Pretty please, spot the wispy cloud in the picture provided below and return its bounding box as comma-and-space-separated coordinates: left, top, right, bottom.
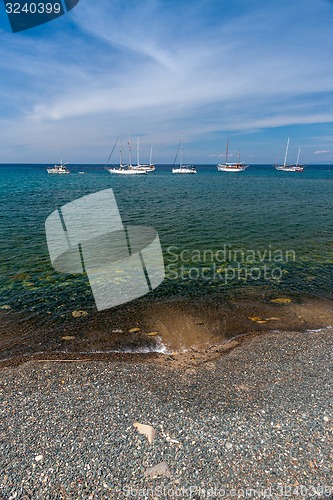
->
1, 0, 333, 162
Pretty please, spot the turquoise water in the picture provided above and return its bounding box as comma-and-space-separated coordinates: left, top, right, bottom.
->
0, 164, 333, 330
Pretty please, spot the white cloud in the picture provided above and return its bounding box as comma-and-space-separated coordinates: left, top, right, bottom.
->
1, 0, 333, 162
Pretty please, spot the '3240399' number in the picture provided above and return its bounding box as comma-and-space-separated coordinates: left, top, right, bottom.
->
5, 3, 62, 14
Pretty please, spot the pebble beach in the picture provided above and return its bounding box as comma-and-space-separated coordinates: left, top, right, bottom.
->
1, 328, 332, 499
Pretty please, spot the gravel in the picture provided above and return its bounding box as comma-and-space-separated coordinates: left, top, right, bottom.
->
0, 329, 332, 499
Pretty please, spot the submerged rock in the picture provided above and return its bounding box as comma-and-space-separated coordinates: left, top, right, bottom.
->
249, 316, 278, 323
249, 316, 262, 322
270, 297, 292, 304
72, 310, 88, 318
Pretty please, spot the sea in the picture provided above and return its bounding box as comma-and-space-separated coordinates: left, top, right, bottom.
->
1, 163, 333, 359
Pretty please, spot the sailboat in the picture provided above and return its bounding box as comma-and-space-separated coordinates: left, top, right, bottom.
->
291, 147, 305, 172
274, 138, 304, 172
131, 138, 155, 172
106, 135, 147, 175
172, 136, 197, 174
148, 146, 155, 171
217, 140, 248, 172
47, 160, 70, 174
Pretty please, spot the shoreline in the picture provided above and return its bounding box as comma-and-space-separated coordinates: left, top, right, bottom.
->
1, 294, 333, 369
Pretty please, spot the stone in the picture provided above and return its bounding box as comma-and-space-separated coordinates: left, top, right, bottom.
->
0, 305, 11, 310
129, 327, 141, 333
133, 422, 156, 444
35, 455, 43, 462
144, 462, 170, 479
165, 436, 181, 445
249, 316, 279, 323
220, 340, 240, 351
61, 336, 76, 341
204, 362, 216, 371
270, 297, 292, 304
72, 310, 88, 318
185, 368, 197, 375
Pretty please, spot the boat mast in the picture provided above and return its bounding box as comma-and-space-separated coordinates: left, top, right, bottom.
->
104, 135, 119, 169
173, 137, 181, 167
296, 147, 301, 165
225, 139, 229, 164
283, 137, 290, 167
149, 146, 153, 166
120, 134, 123, 167
128, 132, 132, 166
180, 134, 183, 168
136, 137, 140, 166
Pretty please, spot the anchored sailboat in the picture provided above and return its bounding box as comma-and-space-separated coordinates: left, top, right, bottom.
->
217, 139, 248, 172
106, 135, 147, 175
292, 147, 305, 172
274, 138, 304, 172
131, 138, 155, 172
172, 136, 197, 174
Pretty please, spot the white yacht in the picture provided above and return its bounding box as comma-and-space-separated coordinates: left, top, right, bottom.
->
47, 160, 70, 174
274, 139, 304, 172
172, 136, 197, 174
217, 140, 248, 172
131, 140, 155, 172
106, 135, 147, 175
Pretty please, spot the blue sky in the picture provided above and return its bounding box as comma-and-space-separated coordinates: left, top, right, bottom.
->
0, 0, 333, 163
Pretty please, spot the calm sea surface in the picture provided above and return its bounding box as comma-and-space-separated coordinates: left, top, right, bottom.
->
1, 164, 333, 333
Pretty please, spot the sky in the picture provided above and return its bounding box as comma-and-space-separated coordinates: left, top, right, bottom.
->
0, 0, 333, 164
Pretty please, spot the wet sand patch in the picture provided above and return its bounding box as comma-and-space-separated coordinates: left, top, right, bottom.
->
1, 294, 332, 369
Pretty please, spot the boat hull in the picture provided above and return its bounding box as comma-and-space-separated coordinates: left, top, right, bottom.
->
47, 170, 70, 174
107, 168, 147, 175
172, 167, 197, 174
131, 165, 155, 172
47, 161, 70, 174
275, 165, 304, 172
217, 164, 247, 172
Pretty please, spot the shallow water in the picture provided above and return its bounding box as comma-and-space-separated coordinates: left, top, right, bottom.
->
0, 163, 332, 355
